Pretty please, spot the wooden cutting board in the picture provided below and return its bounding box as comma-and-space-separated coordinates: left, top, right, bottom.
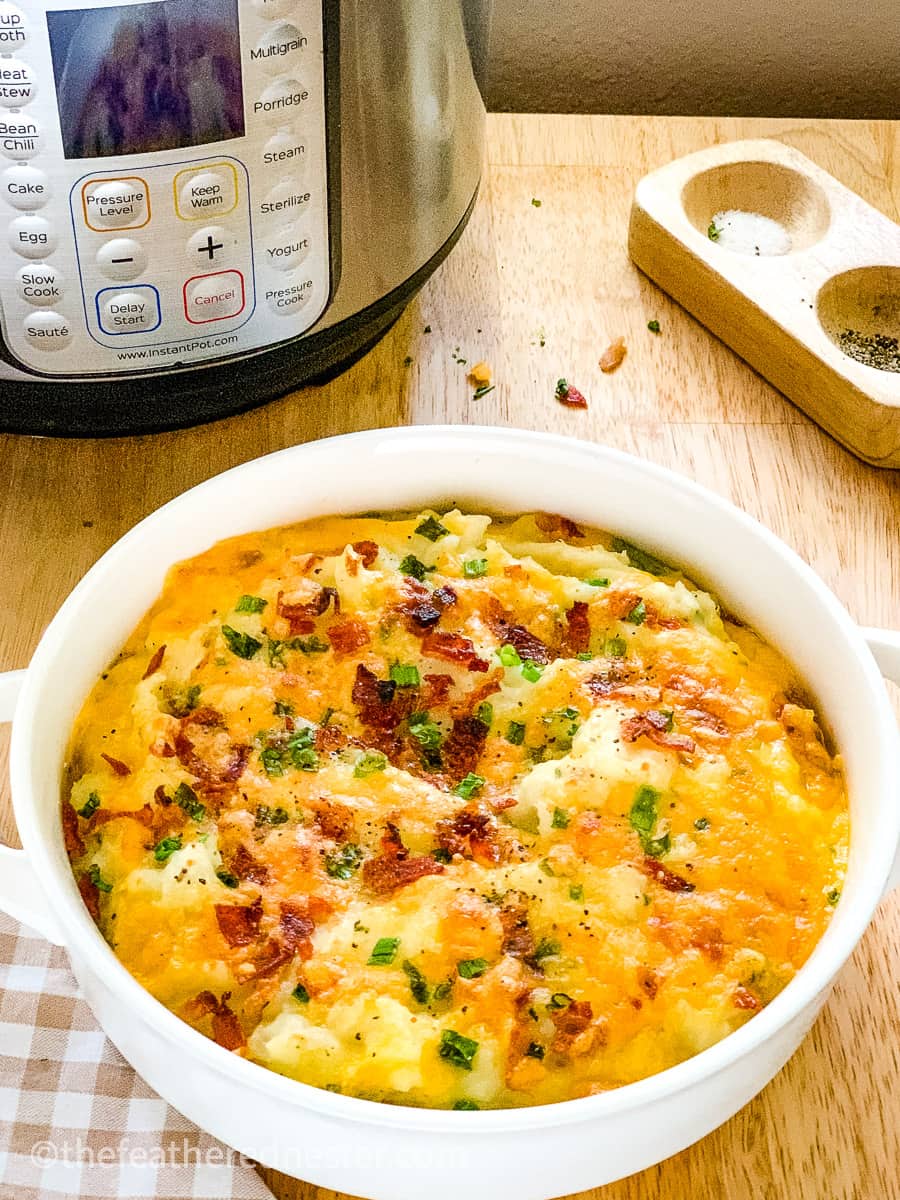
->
1, 113, 898, 1200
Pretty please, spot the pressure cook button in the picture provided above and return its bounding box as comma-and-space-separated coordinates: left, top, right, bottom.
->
254, 77, 310, 119
0, 59, 34, 107
259, 180, 310, 221
183, 270, 245, 323
95, 237, 147, 282
262, 130, 308, 170
0, 113, 39, 159
2, 163, 48, 210
174, 165, 238, 220
251, 0, 295, 19
262, 226, 310, 271
82, 177, 149, 231
8, 213, 54, 257
17, 262, 62, 306
23, 310, 71, 350
251, 23, 308, 74
0, 3, 28, 50
96, 285, 161, 334
265, 279, 312, 314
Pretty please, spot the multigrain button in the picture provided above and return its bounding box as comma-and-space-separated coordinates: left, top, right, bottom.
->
262, 130, 308, 170
16, 262, 62, 306
262, 225, 310, 271
0, 113, 39, 159
251, 0, 295, 19
0, 58, 34, 106
174, 164, 238, 220
2, 163, 48, 211
8, 213, 54, 257
0, 2, 28, 50
254, 77, 310, 119
266, 278, 313, 314
259, 180, 310, 222
95, 237, 147, 282
82, 177, 149, 231
96, 285, 161, 334
23, 310, 71, 350
183, 270, 245, 323
251, 23, 308, 74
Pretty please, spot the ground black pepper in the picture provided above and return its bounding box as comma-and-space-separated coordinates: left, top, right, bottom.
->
837, 328, 900, 372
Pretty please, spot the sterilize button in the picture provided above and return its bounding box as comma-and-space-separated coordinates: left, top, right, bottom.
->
16, 261, 62, 306
2, 163, 48, 211
8, 213, 55, 258
175, 165, 238, 220
251, 0, 295, 19
260, 180, 310, 223
0, 59, 34, 106
82, 177, 149, 231
262, 225, 311, 271
183, 270, 245, 323
254, 78, 310, 119
96, 285, 161, 335
95, 237, 148, 282
0, 3, 28, 50
252, 23, 308, 74
23, 310, 71, 350
0, 114, 39, 159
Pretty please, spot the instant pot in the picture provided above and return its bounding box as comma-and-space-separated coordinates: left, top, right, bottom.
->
0, 0, 489, 434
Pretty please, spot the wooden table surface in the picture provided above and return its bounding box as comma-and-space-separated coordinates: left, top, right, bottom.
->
2, 114, 899, 1200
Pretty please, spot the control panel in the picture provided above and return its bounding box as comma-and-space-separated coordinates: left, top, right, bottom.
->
0, 0, 332, 378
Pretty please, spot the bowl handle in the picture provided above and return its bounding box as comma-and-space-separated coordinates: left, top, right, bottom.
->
862, 629, 900, 895
0, 670, 65, 944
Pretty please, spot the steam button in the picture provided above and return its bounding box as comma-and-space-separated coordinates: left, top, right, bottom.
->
2, 163, 48, 211
8, 213, 55, 258
17, 262, 63, 306
23, 310, 71, 350
0, 58, 34, 107
0, 3, 28, 50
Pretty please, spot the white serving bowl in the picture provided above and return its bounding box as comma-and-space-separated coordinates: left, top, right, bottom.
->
1, 426, 898, 1200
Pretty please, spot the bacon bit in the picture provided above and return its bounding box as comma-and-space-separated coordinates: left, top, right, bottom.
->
456, 670, 503, 717
142, 644, 166, 680
175, 707, 250, 786
150, 738, 176, 758
215, 897, 263, 947
690, 919, 724, 963
276, 583, 337, 635
643, 856, 695, 893
327, 618, 370, 656
534, 512, 585, 540
599, 336, 627, 373
499, 893, 536, 961
442, 715, 488, 780
101, 752, 131, 777
563, 601, 591, 655
421, 673, 454, 707
230, 844, 270, 885
683, 707, 730, 737
279, 902, 316, 960
91, 803, 154, 830
212, 1000, 246, 1050
352, 540, 379, 567
734, 985, 761, 1012
250, 939, 296, 979
637, 966, 659, 1000
500, 622, 555, 666
352, 664, 418, 729
433, 585, 458, 608
555, 379, 588, 409
421, 630, 487, 672
77, 873, 100, 921
621, 710, 696, 754
586, 662, 632, 698
436, 805, 502, 865
551, 1000, 603, 1055
362, 823, 445, 894
62, 804, 85, 858
312, 799, 354, 842
408, 602, 442, 629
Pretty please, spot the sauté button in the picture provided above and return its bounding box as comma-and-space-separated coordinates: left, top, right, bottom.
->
8, 213, 55, 258
0, 58, 34, 106
2, 163, 48, 211
96, 285, 161, 334
262, 226, 310, 271
183, 270, 245, 323
17, 261, 62, 306
0, 2, 28, 50
0, 113, 39, 159
262, 130, 308, 170
254, 77, 310, 118
174, 164, 238, 220
251, 23, 308, 74
251, 0, 295, 19
23, 310, 71, 350
82, 177, 149, 231
266, 278, 313, 314
95, 237, 148, 282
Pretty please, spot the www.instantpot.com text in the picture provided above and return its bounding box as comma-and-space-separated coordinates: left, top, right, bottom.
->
115, 334, 239, 362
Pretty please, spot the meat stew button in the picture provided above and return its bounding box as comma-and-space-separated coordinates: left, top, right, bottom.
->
0, 58, 34, 106
183, 270, 245, 323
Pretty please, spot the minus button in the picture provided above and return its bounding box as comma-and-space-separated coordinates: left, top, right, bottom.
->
95, 237, 147, 282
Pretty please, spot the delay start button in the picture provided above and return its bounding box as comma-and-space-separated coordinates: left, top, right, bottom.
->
96, 285, 161, 335
82, 177, 149, 231
183, 269, 245, 323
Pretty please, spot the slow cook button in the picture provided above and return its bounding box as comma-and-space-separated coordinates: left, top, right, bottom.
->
8, 213, 55, 258
23, 310, 71, 350
262, 226, 310, 271
82, 177, 149, 231
0, 113, 39, 159
266, 278, 313, 314
259, 181, 310, 222
254, 77, 310, 119
183, 270, 245, 323
251, 23, 308, 74
16, 261, 62, 306
0, 3, 28, 51
2, 163, 48, 211
0, 58, 34, 107
96, 285, 161, 334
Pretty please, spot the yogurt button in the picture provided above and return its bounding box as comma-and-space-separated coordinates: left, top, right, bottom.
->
0, 114, 39, 159
262, 225, 311, 271
16, 261, 62, 306
0, 2, 28, 50
95, 237, 147, 282
23, 310, 71, 350
251, 0, 295, 19
252, 23, 308, 74
3, 163, 48, 210
0, 58, 35, 107
8, 213, 55, 257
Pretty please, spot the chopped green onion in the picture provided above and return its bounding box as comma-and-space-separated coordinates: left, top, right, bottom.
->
221, 625, 262, 660
78, 792, 101, 819
438, 1029, 479, 1070
475, 701, 493, 728
453, 772, 485, 800
320, 707, 335, 726
255, 805, 289, 827
325, 844, 363, 880
402, 959, 430, 1004
453, 1099, 480, 1110
538, 859, 555, 877
399, 555, 432, 581
525, 1042, 545, 1059
174, 781, 205, 822
292, 983, 310, 1004
611, 537, 675, 578
274, 700, 294, 717
463, 558, 488, 578
826, 887, 841, 905
587, 578, 610, 587
569, 883, 584, 902
708, 220, 722, 242
390, 663, 420, 687
432, 847, 452, 864
235, 594, 267, 613
457, 958, 488, 980
289, 635, 331, 655
605, 635, 627, 658
647, 319, 661, 334
367, 936, 400, 966
533, 937, 561, 960
153, 835, 182, 863
551, 807, 570, 829
354, 750, 388, 778
408, 712, 443, 767
415, 515, 449, 542
87, 863, 112, 893
216, 869, 239, 888
498, 644, 522, 668
521, 660, 544, 683
505, 721, 526, 746
625, 599, 647, 625
472, 384, 495, 400
576, 651, 593, 661
629, 784, 669, 857
548, 992, 573, 1009
260, 746, 286, 777
694, 816, 710, 831
433, 979, 454, 1001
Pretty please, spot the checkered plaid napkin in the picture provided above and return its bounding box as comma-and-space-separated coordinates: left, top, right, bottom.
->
0, 913, 275, 1200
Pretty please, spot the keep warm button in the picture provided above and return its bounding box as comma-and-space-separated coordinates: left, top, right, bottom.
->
175, 164, 238, 221
96, 285, 161, 335
183, 269, 245, 324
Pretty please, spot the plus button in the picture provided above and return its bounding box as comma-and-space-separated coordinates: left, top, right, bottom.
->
199, 234, 224, 261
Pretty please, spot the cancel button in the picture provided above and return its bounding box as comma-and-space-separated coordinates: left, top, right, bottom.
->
184, 269, 245, 323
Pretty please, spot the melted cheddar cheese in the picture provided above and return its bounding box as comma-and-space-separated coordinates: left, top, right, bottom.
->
63, 510, 848, 1108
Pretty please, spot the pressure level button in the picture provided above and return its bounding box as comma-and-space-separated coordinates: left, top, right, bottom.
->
0, 59, 35, 107
17, 262, 62, 306
82, 177, 149, 231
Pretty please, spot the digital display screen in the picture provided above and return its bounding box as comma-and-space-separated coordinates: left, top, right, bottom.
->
47, 0, 245, 160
